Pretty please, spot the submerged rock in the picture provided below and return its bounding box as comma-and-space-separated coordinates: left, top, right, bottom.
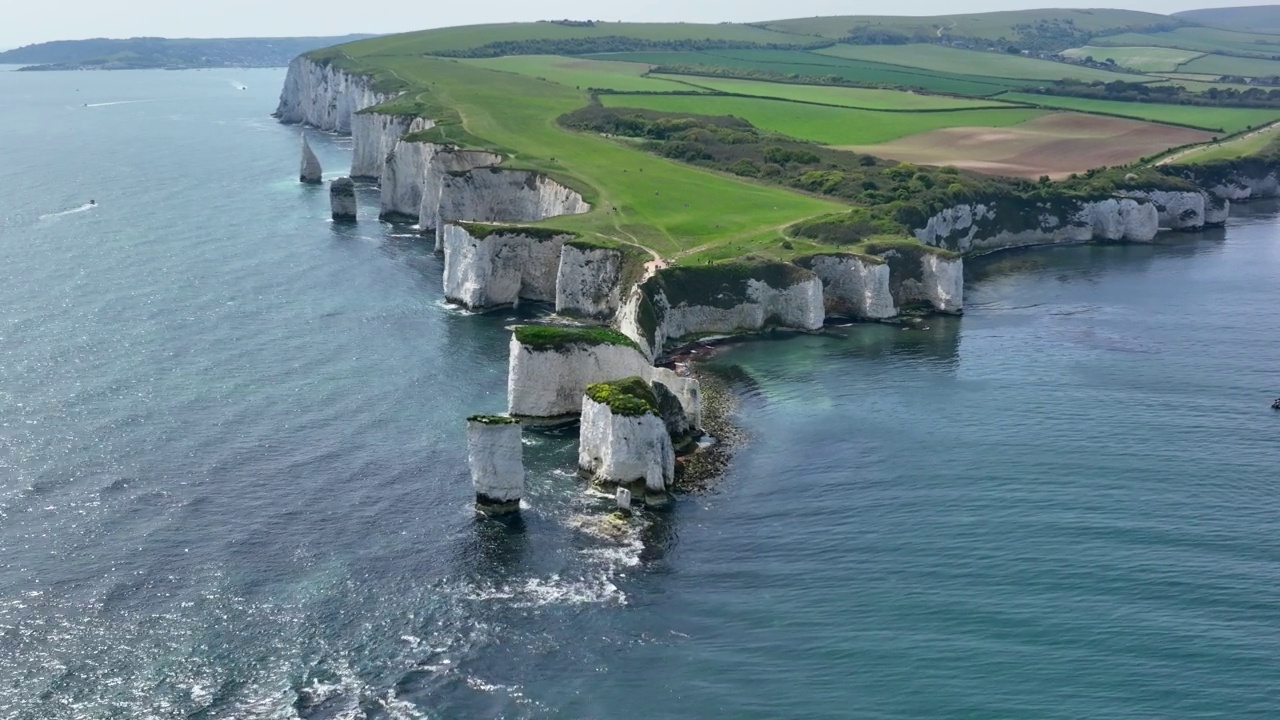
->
299, 136, 322, 184
466, 416, 524, 515
329, 177, 356, 221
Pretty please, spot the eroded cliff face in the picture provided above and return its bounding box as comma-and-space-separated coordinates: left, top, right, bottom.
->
618, 265, 825, 360
796, 254, 896, 320
578, 397, 674, 499
379, 140, 438, 221
423, 151, 504, 241
438, 170, 589, 228
1120, 190, 1212, 231
506, 333, 700, 425
275, 56, 391, 133
555, 244, 626, 320
351, 113, 432, 182
915, 198, 1159, 253
441, 225, 568, 309
466, 420, 524, 513
896, 253, 964, 314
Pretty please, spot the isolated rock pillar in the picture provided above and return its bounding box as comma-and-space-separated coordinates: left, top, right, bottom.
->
330, 177, 356, 221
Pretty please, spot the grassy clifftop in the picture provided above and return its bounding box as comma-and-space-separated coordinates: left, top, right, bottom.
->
300, 10, 1280, 265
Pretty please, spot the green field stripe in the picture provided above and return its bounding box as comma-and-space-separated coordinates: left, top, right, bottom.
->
600, 89, 1035, 114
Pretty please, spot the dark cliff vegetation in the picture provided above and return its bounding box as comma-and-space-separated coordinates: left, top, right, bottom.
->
513, 325, 641, 353
560, 106, 1194, 246
1030, 79, 1280, 109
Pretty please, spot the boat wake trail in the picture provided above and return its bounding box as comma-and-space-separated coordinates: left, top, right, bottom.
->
82, 100, 153, 108
39, 203, 96, 220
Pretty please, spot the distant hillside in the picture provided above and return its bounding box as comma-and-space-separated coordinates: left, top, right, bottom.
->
758, 9, 1187, 51
0, 35, 377, 70
1174, 5, 1280, 33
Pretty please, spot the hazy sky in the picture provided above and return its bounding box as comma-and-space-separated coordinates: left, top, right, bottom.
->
6, 0, 1276, 48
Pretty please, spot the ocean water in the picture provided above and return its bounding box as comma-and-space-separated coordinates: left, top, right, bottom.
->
1, 67, 1277, 719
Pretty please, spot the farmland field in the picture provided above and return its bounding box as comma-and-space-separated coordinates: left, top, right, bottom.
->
1090, 27, 1280, 57
1165, 122, 1280, 163
1059, 45, 1204, 72
460, 56, 693, 93
817, 43, 1152, 82
598, 93, 1045, 145
1178, 53, 1280, 78
589, 50, 1024, 96
653, 75, 1016, 110
844, 113, 1213, 178
1000, 92, 1280, 132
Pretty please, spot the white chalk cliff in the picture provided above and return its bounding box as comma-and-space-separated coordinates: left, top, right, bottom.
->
352, 113, 432, 181
895, 253, 964, 314
578, 397, 674, 499
914, 198, 1159, 253
438, 169, 589, 228
506, 332, 700, 427
423, 151, 504, 240
798, 254, 897, 319
276, 56, 392, 134
555, 244, 627, 319
466, 419, 525, 512
1119, 190, 1212, 231
618, 270, 825, 360
441, 225, 567, 309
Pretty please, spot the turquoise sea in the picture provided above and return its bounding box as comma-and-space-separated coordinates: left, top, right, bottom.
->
1, 66, 1277, 719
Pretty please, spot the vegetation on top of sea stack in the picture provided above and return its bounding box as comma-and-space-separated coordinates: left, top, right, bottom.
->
513, 325, 641, 353
585, 376, 660, 417
468, 414, 521, 425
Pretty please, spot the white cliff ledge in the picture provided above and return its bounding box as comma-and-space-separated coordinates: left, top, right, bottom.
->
276, 56, 392, 134
914, 197, 1159, 254
506, 325, 700, 433
442, 224, 568, 310
618, 260, 825, 361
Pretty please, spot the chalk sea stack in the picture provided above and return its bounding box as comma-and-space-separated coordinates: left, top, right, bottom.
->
330, 177, 356, 221
466, 415, 525, 515
299, 136, 322, 184
578, 377, 675, 508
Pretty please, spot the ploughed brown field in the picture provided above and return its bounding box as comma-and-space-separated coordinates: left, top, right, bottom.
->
844, 113, 1214, 179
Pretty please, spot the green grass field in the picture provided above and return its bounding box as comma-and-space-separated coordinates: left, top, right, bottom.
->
1000, 92, 1280, 132
460, 56, 694, 93
1090, 27, 1280, 58
1178, 53, 1280, 77
818, 43, 1152, 82
310, 12, 1280, 263
591, 49, 1024, 96
1169, 122, 1280, 163
653, 75, 1015, 109
1059, 45, 1203, 72
363, 56, 843, 257
599, 93, 1044, 145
